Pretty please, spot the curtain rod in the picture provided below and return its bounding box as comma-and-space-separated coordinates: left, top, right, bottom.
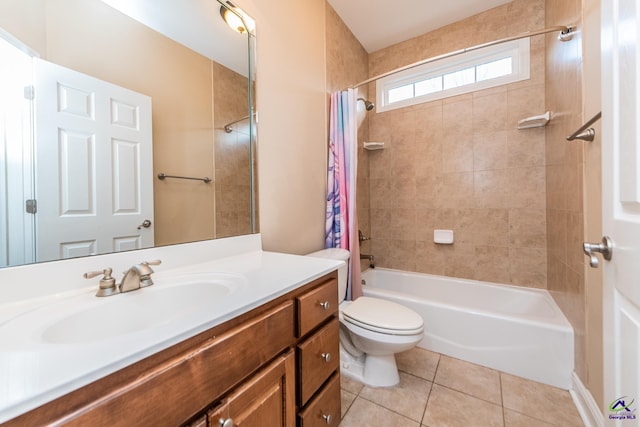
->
348, 25, 574, 90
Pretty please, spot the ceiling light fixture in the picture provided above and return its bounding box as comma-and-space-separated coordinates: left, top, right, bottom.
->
219, 1, 255, 35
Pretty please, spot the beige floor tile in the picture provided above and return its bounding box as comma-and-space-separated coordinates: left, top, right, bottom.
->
341, 390, 357, 418
339, 397, 420, 427
422, 384, 503, 427
396, 347, 440, 381
434, 355, 502, 404
359, 372, 432, 422
501, 373, 584, 427
341, 373, 364, 395
504, 409, 556, 427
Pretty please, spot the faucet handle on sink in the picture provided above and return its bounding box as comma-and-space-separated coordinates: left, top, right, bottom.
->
84, 268, 118, 297
141, 260, 162, 267
139, 260, 162, 288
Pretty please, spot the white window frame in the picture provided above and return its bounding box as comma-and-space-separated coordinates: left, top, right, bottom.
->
376, 38, 531, 112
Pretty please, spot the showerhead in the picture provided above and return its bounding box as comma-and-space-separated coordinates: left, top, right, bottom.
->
358, 97, 375, 111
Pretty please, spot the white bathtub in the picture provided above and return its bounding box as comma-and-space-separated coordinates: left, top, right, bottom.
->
361, 268, 574, 389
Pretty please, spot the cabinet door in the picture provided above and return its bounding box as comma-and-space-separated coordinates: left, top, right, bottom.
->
209, 351, 295, 427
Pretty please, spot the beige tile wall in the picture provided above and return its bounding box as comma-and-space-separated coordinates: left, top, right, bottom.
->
364, 0, 548, 287
213, 63, 252, 239
325, 4, 371, 265
545, 0, 589, 390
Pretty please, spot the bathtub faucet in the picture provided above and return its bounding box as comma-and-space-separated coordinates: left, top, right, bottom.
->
360, 253, 375, 269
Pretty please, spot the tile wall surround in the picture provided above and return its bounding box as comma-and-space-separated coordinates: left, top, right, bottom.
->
364, 0, 548, 287
328, 0, 599, 414
544, 0, 588, 385
325, 4, 372, 269
213, 63, 253, 239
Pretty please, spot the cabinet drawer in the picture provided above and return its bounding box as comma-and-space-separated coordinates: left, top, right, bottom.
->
298, 317, 340, 405
297, 279, 338, 337
298, 373, 341, 427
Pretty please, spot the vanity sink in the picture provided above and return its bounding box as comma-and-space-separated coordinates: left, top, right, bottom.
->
45, 280, 238, 343
5, 273, 247, 346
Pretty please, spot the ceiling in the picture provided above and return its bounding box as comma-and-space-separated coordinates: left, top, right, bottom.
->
327, 0, 512, 53
99, 0, 514, 74
100, 0, 249, 76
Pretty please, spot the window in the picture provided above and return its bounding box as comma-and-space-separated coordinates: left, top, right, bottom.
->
376, 38, 530, 112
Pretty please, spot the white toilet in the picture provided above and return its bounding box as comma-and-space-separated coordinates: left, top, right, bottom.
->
308, 248, 424, 387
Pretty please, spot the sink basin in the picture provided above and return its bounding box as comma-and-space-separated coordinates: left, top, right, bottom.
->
40, 273, 245, 344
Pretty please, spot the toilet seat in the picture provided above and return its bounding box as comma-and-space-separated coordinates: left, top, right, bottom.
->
342, 297, 424, 336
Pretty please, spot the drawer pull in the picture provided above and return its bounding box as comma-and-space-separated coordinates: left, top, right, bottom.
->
319, 301, 330, 310
321, 352, 332, 363
218, 418, 234, 427
323, 414, 333, 424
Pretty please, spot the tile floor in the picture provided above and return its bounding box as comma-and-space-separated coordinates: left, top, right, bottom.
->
339, 348, 585, 427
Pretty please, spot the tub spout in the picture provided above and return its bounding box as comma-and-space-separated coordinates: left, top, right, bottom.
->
360, 253, 375, 268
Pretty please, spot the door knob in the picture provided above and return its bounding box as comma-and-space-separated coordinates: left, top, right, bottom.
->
137, 219, 152, 229
583, 236, 613, 268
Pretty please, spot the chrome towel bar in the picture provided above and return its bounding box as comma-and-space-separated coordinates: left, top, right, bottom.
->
157, 173, 212, 183
223, 112, 256, 133
566, 111, 601, 142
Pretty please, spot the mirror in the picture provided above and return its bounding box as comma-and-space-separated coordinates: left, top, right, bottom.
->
0, 0, 257, 268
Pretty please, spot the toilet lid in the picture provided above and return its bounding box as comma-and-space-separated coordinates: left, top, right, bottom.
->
342, 297, 424, 334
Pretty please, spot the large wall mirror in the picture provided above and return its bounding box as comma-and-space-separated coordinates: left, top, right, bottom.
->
0, 0, 257, 268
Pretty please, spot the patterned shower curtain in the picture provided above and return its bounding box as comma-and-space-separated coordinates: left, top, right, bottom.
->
325, 89, 362, 300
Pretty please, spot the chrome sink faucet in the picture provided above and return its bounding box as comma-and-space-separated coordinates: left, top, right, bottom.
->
119, 260, 162, 293
84, 260, 161, 297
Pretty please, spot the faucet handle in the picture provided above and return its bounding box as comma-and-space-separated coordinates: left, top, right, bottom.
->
139, 260, 162, 287
141, 260, 162, 267
84, 268, 118, 297
83, 268, 111, 280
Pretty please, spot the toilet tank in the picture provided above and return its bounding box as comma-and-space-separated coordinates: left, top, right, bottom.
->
307, 248, 350, 303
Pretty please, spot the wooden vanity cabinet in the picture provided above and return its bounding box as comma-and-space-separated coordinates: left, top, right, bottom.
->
5, 272, 341, 427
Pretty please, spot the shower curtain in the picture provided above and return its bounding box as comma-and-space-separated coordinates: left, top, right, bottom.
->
325, 89, 362, 300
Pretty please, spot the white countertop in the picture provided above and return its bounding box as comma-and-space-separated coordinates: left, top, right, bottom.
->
0, 241, 342, 423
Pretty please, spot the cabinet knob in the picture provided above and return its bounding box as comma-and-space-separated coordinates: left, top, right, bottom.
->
218, 418, 234, 427
322, 414, 333, 424
319, 301, 330, 310
321, 352, 331, 363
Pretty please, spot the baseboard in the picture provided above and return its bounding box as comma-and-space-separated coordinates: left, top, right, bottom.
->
570, 372, 604, 427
